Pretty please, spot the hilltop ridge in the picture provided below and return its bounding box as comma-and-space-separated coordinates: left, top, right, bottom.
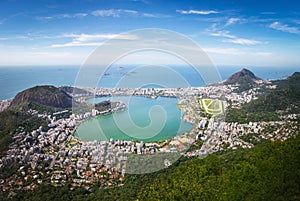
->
224, 68, 264, 92
225, 68, 263, 83
10, 85, 74, 110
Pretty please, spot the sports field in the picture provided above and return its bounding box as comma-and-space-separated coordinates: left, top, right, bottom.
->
199, 98, 225, 115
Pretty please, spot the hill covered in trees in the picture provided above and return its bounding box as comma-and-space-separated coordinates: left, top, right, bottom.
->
0, 85, 74, 156
2, 130, 299, 201
0, 110, 48, 156
10, 85, 74, 112
224, 68, 264, 92
226, 71, 300, 123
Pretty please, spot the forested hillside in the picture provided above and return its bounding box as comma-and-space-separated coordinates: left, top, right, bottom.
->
226, 72, 300, 123
2, 132, 299, 201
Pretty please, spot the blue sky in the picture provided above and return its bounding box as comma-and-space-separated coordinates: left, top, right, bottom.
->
0, 0, 300, 67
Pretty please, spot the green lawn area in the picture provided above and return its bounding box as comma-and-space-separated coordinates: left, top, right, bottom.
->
200, 98, 225, 115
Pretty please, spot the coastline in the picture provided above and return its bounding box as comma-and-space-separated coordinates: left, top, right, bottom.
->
74, 94, 193, 142
1, 66, 299, 100
72, 101, 128, 140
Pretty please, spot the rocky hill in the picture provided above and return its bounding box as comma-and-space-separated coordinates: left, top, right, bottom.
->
224, 68, 264, 92
226, 68, 263, 84
10, 85, 74, 110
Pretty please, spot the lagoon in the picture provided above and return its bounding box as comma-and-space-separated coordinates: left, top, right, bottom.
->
74, 96, 193, 142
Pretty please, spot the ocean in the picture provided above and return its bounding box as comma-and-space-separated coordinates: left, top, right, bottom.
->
0, 65, 299, 100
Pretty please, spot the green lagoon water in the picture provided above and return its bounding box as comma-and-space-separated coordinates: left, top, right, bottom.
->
75, 96, 193, 142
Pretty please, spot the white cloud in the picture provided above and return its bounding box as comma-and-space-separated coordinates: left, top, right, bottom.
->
176, 9, 218, 15
142, 13, 170, 18
222, 38, 262, 45
37, 9, 168, 21
203, 47, 273, 68
51, 33, 139, 48
210, 30, 235, 39
91, 9, 138, 17
0, 35, 29, 41
252, 52, 272, 56
91, 9, 169, 18
74, 13, 88, 18
65, 33, 137, 41
0, 47, 87, 65
142, 13, 156, 17
225, 18, 240, 26
203, 47, 243, 55
204, 47, 272, 56
208, 24, 264, 45
51, 42, 102, 48
131, 0, 150, 4
269, 21, 300, 34
37, 13, 88, 21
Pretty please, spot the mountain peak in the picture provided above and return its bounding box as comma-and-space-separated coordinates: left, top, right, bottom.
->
223, 68, 264, 92
10, 85, 74, 110
226, 68, 263, 84
241, 68, 254, 74
290, 72, 300, 79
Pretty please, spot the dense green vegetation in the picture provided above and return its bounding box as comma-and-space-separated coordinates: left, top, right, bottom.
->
95, 100, 113, 112
0, 109, 49, 190
226, 72, 300, 123
9, 101, 64, 114
227, 76, 259, 93
10, 85, 74, 110
0, 86, 76, 155
224, 68, 262, 93
187, 137, 203, 152
0, 110, 48, 156
137, 135, 300, 200
226, 107, 281, 123
1, 132, 299, 201
0, 162, 20, 180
